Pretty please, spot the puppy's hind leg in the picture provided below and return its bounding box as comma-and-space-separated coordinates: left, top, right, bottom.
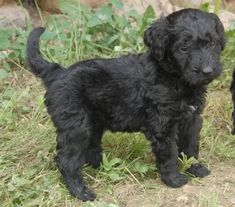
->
55, 111, 96, 201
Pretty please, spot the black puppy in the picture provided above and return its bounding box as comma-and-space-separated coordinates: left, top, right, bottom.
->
26, 9, 225, 201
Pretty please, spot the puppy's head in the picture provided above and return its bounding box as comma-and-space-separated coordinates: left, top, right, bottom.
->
144, 9, 226, 85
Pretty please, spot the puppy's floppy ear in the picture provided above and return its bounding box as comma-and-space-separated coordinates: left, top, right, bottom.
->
210, 13, 226, 50
144, 16, 169, 60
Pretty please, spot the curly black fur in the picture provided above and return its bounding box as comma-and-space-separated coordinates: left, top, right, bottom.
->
26, 9, 225, 201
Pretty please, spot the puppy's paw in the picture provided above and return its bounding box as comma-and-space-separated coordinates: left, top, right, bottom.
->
186, 163, 210, 178
161, 172, 188, 188
71, 185, 96, 201
79, 186, 96, 201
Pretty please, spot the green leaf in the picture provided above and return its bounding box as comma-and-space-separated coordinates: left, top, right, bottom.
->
140, 5, 155, 33
0, 69, 9, 79
143, 5, 155, 22
133, 162, 153, 175
3, 62, 11, 71
113, 15, 129, 29
12, 43, 25, 50
200, 2, 210, 12
226, 29, 235, 38
36, 95, 45, 107
108, 171, 122, 181
104, 34, 119, 46
0, 30, 10, 50
87, 5, 114, 27
84, 34, 92, 42
41, 30, 58, 41
127, 9, 141, 21
87, 15, 103, 27
102, 153, 110, 168
110, 0, 124, 10
97, 4, 113, 22
109, 157, 121, 167
58, 0, 91, 18
3, 88, 14, 99
0, 51, 9, 59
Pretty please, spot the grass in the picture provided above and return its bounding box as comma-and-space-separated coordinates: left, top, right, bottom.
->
0, 0, 235, 206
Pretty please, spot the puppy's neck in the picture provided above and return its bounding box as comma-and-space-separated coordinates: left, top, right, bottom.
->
146, 52, 181, 77
147, 53, 208, 91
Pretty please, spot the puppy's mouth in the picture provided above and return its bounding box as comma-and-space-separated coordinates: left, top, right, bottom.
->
183, 73, 219, 86
196, 78, 214, 85
183, 67, 221, 86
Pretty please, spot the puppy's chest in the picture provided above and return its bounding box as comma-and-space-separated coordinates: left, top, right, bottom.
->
144, 84, 202, 116
176, 88, 202, 115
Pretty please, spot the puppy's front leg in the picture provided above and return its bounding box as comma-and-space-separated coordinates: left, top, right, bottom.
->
144, 119, 188, 188
178, 115, 210, 178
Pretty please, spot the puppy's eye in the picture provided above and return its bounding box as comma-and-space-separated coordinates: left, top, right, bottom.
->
180, 46, 188, 53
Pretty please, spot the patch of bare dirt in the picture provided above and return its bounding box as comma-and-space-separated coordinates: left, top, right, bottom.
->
97, 162, 235, 207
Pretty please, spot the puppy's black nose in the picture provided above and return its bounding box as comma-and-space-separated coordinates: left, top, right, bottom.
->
202, 67, 213, 74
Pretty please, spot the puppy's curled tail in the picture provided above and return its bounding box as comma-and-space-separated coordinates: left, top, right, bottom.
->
26, 27, 64, 88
